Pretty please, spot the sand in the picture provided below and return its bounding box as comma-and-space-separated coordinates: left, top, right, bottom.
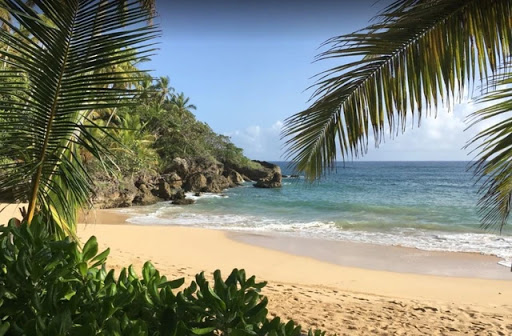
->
2, 205, 512, 334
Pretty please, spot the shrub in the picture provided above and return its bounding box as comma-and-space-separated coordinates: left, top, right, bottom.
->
0, 219, 326, 336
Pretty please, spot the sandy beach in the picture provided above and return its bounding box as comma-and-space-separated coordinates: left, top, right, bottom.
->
2, 205, 512, 334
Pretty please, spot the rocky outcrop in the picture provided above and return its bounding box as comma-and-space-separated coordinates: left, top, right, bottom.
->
93, 177, 139, 208
92, 157, 282, 209
224, 169, 245, 186
185, 173, 208, 192
253, 164, 282, 188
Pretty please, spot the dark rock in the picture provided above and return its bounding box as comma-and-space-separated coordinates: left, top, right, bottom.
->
205, 173, 230, 193
163, 172, 183, 189
254, 171, 282, 188
194, 192, 202, 197
133, 183, 159, 205
165, 157, 189, 178
185, 173, 207, 192
224, 169, 245, 187
172, 198, 195, 205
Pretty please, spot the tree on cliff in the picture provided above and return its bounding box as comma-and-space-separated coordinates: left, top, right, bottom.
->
283, 0, 512, 232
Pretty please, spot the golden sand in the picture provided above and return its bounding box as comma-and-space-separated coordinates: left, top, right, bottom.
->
2, 204, 512, 334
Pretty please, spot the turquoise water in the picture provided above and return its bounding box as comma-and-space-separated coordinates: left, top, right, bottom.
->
123, 161, 512, 262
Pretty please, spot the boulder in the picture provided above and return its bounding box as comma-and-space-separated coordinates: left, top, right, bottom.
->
254, 171, 282, 188
227, 160, 282, 185
161, 172, 183, 189
133, 183, 159, 205
188, 157, 224, 176
204, 173, 230, 193
184, 173, 208, 192
166, 157, 189, 178
224, 169, 245, 186
172, 198, 195, 205
93, 179, 138, 209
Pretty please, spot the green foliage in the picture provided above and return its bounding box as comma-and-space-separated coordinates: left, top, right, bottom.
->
0, 220, 326, 336
0, 0, 158, 234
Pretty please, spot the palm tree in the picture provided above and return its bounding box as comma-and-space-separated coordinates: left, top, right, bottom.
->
283, 0, 512, 231
170, 92, 197, 119
0, 0, 158, 237
154, 76, 174, 105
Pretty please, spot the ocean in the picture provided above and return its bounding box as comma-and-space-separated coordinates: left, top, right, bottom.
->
121, 161, 512, 265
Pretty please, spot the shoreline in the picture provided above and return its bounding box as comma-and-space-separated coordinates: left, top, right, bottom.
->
92, 207, 511, 280
3, 205, 512, 333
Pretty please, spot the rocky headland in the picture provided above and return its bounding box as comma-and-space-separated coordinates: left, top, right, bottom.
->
92, 157, 282, 209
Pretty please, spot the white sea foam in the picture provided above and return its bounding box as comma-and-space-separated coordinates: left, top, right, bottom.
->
185, 192, 229, 201
124, 204, 512, 263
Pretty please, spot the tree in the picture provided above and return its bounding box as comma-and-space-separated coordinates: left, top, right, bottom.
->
169, 92, 197, 119
0, 0, 158, 237
282, 0, 512, 231
154, 75, 174, 105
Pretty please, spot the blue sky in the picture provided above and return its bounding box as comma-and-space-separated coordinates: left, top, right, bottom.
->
147, 0, 482, 161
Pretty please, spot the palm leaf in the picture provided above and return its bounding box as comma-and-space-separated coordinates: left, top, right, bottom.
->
0, 0, 159, 236
466, 69, 512, 232
283, 0, 512, 179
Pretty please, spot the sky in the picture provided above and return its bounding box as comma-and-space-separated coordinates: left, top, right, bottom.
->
147, 0, 486, 161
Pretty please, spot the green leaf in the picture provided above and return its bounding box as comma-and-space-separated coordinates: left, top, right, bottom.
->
77, 262, 88, 278
158, 277, 184, 289
82, 236, 99, 261
191, 327, 216, 335
0, 322, 10, 336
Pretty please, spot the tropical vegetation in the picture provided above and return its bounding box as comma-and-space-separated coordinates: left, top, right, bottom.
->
283, 0, 512, 232
0, 1, 314, 335
0, 220, 323, 336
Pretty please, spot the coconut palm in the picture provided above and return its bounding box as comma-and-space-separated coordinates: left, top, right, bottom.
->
170, 92, 197, 119
282, 0, 512, 231
154, 76, 174, 105
0, 0, 158, 237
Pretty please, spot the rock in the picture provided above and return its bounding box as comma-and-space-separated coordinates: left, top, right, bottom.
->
228, 160, 282, 186
188, 157, 224, 176
184, 173, 208, 192
194, 192, 202, 197
172, 188, 185, 200
164, 172, 183, 189
133, 183, 159, 205
166, 157, 189, 178
224, 169, 245, 186
172, 198, 195, 205
204, 173, 230, 193
93, 178, 138, 208
254, 171, 282, 188
157, 179, 173, 200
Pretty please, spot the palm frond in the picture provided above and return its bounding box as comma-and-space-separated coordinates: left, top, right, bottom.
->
466, 69, 512, 232
283, 0, 512, 179
0, 0, 159, 236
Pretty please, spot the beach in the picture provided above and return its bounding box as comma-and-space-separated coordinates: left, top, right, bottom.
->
2, 204, 511, 334
78, 208, 512, 335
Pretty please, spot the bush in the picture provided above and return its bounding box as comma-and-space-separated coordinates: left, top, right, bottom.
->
0, 219, 326, 336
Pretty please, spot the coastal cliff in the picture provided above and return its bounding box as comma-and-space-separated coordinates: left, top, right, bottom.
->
92, 157, 282, 209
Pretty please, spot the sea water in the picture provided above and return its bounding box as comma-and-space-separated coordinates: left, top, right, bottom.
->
122, 161, 512, 264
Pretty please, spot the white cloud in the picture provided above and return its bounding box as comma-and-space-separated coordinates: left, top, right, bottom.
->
225, 100, 504, 162
226, 121, 284, 160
